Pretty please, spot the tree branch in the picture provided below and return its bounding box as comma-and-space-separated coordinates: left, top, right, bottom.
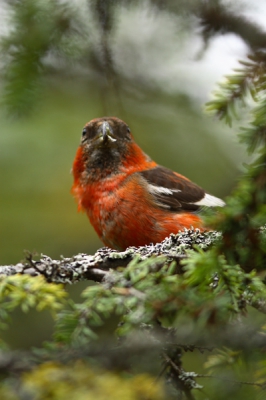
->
197, 1, 266, 50
0, 229, 221, 284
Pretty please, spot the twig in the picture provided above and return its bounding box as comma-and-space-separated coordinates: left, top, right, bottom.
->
198, 374, 266, 389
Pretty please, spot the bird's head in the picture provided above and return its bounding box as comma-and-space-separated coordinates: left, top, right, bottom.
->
75, 117, 140, 180
81, 117, 132, 153
73, 116, 154, 184
81, 117, 132, 146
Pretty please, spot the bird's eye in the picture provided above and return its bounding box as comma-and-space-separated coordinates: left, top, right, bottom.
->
127, 127, 131, 133
82, 128, 87, 137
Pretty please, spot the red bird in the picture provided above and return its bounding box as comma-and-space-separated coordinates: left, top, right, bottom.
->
72, 117, 225, 250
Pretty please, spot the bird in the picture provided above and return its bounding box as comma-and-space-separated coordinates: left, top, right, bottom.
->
72, 117, 225, 250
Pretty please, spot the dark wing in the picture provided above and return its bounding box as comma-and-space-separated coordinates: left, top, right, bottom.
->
140, 166, 225, 212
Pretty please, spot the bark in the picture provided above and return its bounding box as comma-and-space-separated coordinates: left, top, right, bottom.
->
0, 229, 221, 284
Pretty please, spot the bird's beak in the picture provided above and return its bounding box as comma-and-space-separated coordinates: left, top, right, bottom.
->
101, 122, 116, 143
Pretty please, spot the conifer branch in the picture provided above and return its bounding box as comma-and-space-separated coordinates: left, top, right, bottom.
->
0, 230, 221, 284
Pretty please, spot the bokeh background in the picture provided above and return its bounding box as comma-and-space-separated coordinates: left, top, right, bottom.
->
2, 0, 260, 268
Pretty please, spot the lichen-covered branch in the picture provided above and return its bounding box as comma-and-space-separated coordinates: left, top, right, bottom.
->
0, 229, 221, 284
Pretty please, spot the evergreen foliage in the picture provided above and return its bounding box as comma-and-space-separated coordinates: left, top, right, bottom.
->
2, 0, 84, 116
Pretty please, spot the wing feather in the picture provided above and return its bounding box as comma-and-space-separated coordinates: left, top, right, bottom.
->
140, 166, 224, 212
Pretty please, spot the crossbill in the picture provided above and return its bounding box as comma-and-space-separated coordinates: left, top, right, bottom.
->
72, 117, 225, 250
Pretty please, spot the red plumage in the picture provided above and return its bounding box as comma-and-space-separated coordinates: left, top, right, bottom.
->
72, 117, 224, 250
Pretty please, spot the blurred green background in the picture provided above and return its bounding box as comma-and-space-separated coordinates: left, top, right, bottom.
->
0, 0, 250, 266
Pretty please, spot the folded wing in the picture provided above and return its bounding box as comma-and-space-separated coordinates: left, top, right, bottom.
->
140, 166, 225, 212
